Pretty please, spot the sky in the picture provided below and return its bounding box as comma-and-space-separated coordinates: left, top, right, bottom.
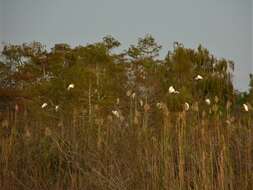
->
0, 0, 3, 45
0, 0, 252, 91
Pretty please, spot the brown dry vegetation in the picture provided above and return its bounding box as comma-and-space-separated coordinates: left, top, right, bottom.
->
0, 35, 252, 190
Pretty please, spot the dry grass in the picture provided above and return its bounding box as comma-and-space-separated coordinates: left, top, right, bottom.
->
0, 105, 252, 190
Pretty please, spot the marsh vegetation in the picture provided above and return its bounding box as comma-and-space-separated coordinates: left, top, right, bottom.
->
0, 35, 252, 190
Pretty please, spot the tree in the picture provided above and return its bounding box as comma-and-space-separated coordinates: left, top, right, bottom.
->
127, 34, 162, 60
102, 35, 121, 51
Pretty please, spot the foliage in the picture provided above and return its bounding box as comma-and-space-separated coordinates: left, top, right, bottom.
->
0, 35, 252, 190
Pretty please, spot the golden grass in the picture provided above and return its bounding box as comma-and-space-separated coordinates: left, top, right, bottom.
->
0, 105, 252, 190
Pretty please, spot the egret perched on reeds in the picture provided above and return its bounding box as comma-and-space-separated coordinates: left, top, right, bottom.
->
126, 90, 132, 97
184, 102, 190, 111
55, 105, 59, 112
139, 99, 144, 107
195, 75, 203, 80
41, 103, 48, 109
243, 104, 249, 112
131, 92, 136, 99
169, 86, 179, 94
112, 110, 120, 118
116, 98, 120, 105
205, 98, 211, 105
169, 86, 175, 93
67, 83, 75, 91
156, 102, 162, 109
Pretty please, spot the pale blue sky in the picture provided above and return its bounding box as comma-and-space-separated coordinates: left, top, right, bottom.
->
0, 0, 3, 41
0, 0, 252, 90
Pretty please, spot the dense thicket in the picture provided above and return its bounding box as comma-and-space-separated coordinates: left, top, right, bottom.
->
0, 35, 252, 190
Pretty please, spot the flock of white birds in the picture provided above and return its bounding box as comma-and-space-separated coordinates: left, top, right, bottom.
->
41, 75, 250, 117
40, 83, 75, 111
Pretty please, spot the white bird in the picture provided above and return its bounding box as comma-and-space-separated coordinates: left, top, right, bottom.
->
131, 93, 136, 99
169, 86, 175, 93
55, 105, 59, 112
112, 110, 120, 118
67, 83, 75, 91
156, 102, 163, 109
41, 103, 48, 109
195, 75, 203, 80
139, 99, 144, 107
205, 98, 211, 105
116, 98, 120, 105
243, 104, 249, 112
184, 102, 190, 111
169, 86, 180, 94
126, 90, 132, 97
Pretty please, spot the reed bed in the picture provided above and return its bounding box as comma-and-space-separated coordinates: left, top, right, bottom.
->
0, 106, 252, 190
